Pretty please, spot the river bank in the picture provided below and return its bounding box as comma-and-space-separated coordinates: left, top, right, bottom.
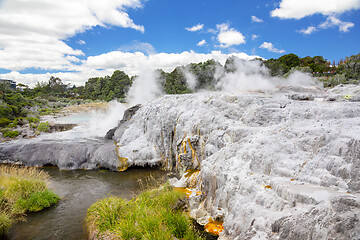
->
6, 166, 169, 240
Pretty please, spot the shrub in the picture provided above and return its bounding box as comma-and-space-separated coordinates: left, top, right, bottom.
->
3, 130, 20, 138
26, 117, 40, 124
0, 118, 10, 128
37, 122, 50, 132
7, 119, 19, 128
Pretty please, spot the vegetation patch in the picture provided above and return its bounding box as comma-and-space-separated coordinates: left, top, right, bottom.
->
37, 121, 50, 132
86, 184, 205, 240
2, 130, 20, 138
0, 165, 59, 235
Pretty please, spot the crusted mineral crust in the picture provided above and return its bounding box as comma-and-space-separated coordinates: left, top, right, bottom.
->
1, 85, 360, 239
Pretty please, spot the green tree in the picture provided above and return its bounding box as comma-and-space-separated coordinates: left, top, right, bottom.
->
109, 70, 132, 100
264, 58, 287, 76
278, 53, 300, 73
84, 70, 132, 101
161, 68, 191, 94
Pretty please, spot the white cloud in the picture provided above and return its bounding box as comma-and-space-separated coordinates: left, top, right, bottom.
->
0, 0, 145, 71
197, 40, 207, 46
251, 34, 259, 40
271, 0, 360, 19
0, 51, 261, 87
251, 16, 264, 23
118, 41, 156, 55
185, 24, 204, 32
259, 42, 285, 54
77, 40, 86, 45
299, 26, 318, 35
319, 16, 354, 32
216, 23, 246, 48
207, 28, 218, 34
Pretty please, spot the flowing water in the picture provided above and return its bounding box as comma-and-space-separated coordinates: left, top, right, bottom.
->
8, 167, 169, 240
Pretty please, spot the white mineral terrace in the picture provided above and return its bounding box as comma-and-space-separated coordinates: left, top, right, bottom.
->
1, 85, 360, 239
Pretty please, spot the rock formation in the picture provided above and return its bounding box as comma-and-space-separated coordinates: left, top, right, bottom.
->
1, 85, 360, 239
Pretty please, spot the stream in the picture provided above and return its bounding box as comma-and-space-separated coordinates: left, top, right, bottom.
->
3, 105, 168, 239
8, 167, 169, 240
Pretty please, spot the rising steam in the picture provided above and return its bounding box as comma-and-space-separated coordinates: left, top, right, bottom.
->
87, 64, 162, 137
87, 56, 320, 137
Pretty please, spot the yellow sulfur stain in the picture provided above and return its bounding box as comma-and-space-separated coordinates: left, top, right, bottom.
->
114, 141, 128, 172
187, 139, 201, 167
178, 139, 188, 163
344, 95, 353, 100
185, 169, 201, 188
184, 169, 200, 178
174, 187, 202, 198
174, 187, 192, 198
204, 218, 224, 236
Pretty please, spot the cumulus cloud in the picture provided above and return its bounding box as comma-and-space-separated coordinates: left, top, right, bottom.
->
251, 16, 264, 23
298, 26, 318, 35
251, 34, 259, 40
216, 23, 246, 48
259, 42, 285, 54
0, 0, 145, 71
0, 51, 261, 87
185, 24, 204, 32
197, 40, 207, 46
85, 51, 259, 75
299, 16, 354, 34
271, 0, 360, 19
319, 16, 355, 32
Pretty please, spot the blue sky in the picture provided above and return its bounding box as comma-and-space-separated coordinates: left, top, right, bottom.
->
0, 0, 359, 86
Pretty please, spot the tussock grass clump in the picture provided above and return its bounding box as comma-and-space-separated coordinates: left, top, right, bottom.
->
86, 184, 205, 240
0, 165, 59, 234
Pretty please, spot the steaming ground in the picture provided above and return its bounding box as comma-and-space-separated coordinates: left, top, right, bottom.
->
85, 59, 321, 138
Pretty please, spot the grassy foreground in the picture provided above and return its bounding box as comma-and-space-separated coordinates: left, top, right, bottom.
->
0, 165, 60, 235
86, 184, 205, 240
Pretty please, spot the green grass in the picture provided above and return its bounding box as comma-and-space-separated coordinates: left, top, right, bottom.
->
86, 185, 205, 240
0, 212, 11, 235
0, 165, 60, 235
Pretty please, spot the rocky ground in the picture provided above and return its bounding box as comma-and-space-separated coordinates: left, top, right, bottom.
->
1, 85, 360, 239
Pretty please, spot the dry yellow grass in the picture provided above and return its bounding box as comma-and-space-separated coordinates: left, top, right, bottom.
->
62, 102, 109, 113
0, 164, 49, 183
